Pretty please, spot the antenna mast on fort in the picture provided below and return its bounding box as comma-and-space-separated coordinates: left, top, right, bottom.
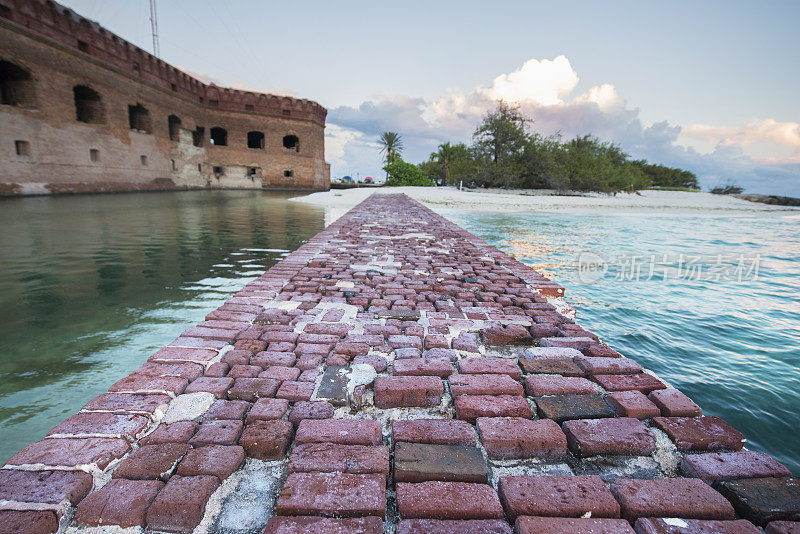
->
149, 0, 160, 58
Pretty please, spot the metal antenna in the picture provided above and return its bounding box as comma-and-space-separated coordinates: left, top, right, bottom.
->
149, 0, 160, 57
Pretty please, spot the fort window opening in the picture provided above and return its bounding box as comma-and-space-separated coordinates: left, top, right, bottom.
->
77, 40, 89, 53
210, 127, 227, 146
245, 104, 254, 111
89, 149, 100, 162
14, 140, 30, 156
283, 134, 299, 152
171, 159, 178, 171
0, 60, 36, 108
247, 131, 265, 149
168, 114, 181, 141
247, 167, 260, 180
192, 126, 205, 147
128, 103, 152, 133
283, 169, 294, 178
282, 109, 291, 116
213, 166, 224, 177
140, 155, 148, 166
73, 85, 104, 124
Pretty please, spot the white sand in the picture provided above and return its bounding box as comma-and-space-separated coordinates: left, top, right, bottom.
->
291, 186, 795, 224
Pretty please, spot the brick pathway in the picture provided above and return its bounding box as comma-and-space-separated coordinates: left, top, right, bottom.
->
1, 194, 797, 534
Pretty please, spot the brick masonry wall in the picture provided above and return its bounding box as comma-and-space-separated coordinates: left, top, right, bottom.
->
0, 194, 796, 534
0, 0, 329, 196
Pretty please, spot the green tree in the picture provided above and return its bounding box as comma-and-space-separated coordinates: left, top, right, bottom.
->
384, 157, 435, 186
378, 131, 404, 167
473, 101, 529, 164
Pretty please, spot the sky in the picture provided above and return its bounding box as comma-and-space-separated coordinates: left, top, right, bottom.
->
60, 0, 800, 195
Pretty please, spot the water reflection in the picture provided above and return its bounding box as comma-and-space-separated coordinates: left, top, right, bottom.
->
0, 191, 324, 462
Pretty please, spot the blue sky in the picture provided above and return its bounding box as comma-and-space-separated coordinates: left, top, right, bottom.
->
61, 0, 800, 194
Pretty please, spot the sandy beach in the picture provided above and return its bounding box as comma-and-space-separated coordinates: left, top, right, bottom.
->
292, 187, 797, 224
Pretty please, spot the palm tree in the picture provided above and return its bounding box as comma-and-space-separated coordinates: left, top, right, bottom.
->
378, 131, 404, 166
434, 142, 456, 186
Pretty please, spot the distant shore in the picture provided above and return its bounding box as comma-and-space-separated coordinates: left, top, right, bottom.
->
293, 187, 798, 223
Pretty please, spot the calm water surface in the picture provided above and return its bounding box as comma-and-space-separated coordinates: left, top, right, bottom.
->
0, 191, 324, 462
448, 209, 800, 475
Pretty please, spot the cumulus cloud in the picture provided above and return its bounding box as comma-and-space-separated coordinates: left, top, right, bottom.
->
326, 56, 800, 195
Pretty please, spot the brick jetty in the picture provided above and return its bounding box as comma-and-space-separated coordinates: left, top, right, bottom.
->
2, 194, 797, 534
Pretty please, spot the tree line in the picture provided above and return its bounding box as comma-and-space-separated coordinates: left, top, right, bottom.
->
379, 101, 700, 192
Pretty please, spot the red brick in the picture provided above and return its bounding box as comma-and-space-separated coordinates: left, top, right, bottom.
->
221, 350, 249, 366
243, 397, 287, 423
586, 344, 623, 358
47, 412, 149, 441
0, 469, 93, 505
498, 475, 620, 521
524, 375, 596, 396
264, 516, 384, 533
607, 390, 661, 419
455, 395, 533, 422
6, 437, 130, 469
374, 376, 443, 408
276, 472, 386, 518
188, 419, 243, 446
137, 361, 204, 381
233, 339, 268, 353
540, 336, 594, 350
398, 519, 512, 534
288, 400, 335, 427
149, 346, 219, 364
482, 324, 533, 345
593, 373, 667, 394
227, 377, 280, 401
251, 351, 296, 367
563, 417, 655, 457
649, 388, 702, 417
635, 518, 761, 534
295, 342, 332, 356
204, 362, 229, 377
653, 416, 746, 451
239, 419, 293, 459
610, 477, 735, 521
516, 517, 634, 534
0, 511, 58, 534
681, 450, 792, 485
396, 481, 503, 520
182, 326, 239, 341
477, 417, 566, 459
276, 380, 315, 401
113, 443, 190, 481
258, 365, 301, 381
389, 335, 423, 350
394, 442, 488, 483
203, 399, 251, 421
81, 392, 171, 416
718, 477, 800, 526
519, 358, 584, 376
139, 421, 198, 445
75, 479, 164, 528
576, 356, 643, 375
449, 373, 523, 396
458, 358, 521, 379
176, 444, 245, 481
109, 373, 188, 395
295, 418, 382, 446
296, 354, 324, 370
184, 376, 234, 398
767, 522, 800, 534
393, 357, 453, 377
146, 475, 219, 532
523, 346, 583, 360
392, 418, 476, 446
288, 443, 390, 478
227, 364, 262, 378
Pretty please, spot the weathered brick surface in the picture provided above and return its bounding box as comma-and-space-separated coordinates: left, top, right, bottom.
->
175, 444, 245, 481
75, 478, 164, 527
398, 519, 512, 534
563, 417, 656, 457
649, 388, 702, 416
717, 477, 800, 526
288, 443, 390, 478
239, 419, 293, 459
295, 418, 382, 445
264, 516, 384, 533
6, 437, 130, 469
498, 475, 620, 521
139, 421, 198, 445
681, 450, 792, 484
393, 357, 453, 377
517, 517, 634, 534
450, 373, 524, 396
145, 475, 219, 532
634, 518, 761, 534
610, 477, 735, 521
607, 390, 661, 419
189, 419, 243, 446
288, 400, 334, 427
396, 481, 504, 520
0, 511, 59, 534
0, 468, 93, 504
525, 375, 597, 395
653, 416, 746, 451
455, 394, 533, 421
394, 442, 488, 483
519, 358, 584, 376
766, 522, 800, 534
534, 393, 615, 422
477, 417, 566, 459
392, 418, 476, 445
458, 357, 521, 379
374, 376, 443, 408
276, 472, 386, 518
113, 443, 190, 481
593, 373, 667, 394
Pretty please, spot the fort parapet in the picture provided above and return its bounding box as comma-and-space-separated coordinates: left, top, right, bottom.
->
0, 0, 330, 195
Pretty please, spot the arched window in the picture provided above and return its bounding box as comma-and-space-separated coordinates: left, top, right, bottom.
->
168, 114, 181, 141
0, 60, 35, 108
73, 85, 104, 123
210, 126, 227, 146
282, 134, 299, 152
128, 103, 152, 133
247, 131, 264, 149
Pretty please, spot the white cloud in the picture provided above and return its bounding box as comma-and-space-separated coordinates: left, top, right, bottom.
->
326, 56, 800, 195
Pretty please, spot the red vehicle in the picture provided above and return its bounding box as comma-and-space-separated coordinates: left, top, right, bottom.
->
364, 176, 374, 184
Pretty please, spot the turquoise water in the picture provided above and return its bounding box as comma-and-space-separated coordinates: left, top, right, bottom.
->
448, 209, 800, 475
0, 191, 324, 463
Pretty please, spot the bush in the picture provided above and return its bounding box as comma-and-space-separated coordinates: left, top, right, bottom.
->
383, 159, 435, 187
